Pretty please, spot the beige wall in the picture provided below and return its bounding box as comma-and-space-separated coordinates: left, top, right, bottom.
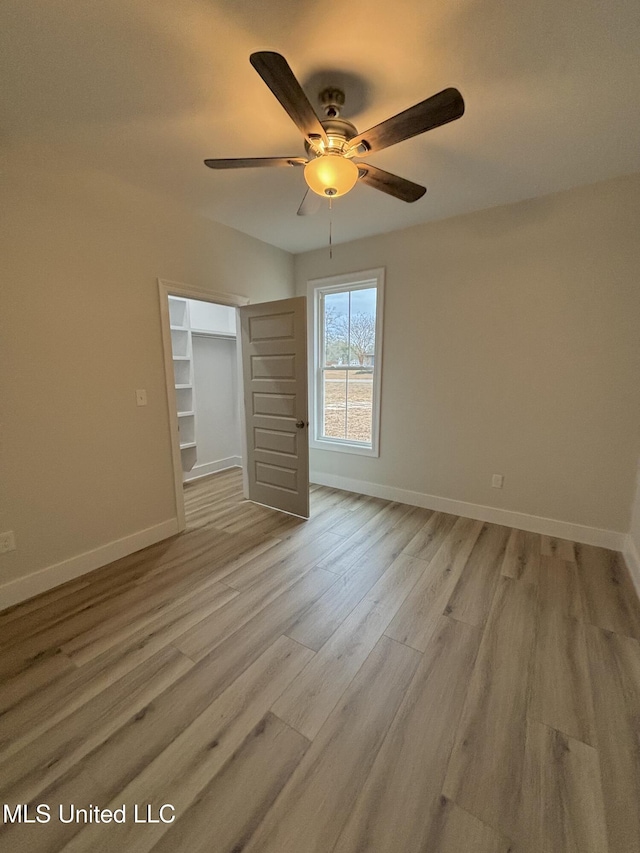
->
295, 173, 640, 534
0, 166, 293, 592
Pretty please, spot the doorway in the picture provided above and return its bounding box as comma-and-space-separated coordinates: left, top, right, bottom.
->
158, 279, 249, 532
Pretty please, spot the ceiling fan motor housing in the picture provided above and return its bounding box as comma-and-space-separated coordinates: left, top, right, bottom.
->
304, 118, 358, 157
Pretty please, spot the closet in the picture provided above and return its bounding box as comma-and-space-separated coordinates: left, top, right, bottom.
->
168, 296, 241, 482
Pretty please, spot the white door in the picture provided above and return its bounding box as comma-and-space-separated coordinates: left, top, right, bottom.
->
238, 297, 309, 518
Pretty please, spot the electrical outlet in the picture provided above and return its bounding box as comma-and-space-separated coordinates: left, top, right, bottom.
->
491, 474, 504, 489
135, 389, 147, 407
0, 531, 16, 553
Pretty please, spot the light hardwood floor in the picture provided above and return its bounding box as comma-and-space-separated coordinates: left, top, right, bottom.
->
1, 468, 640, 853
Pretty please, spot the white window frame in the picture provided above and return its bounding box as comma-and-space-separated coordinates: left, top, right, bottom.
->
307, 268, 384, 457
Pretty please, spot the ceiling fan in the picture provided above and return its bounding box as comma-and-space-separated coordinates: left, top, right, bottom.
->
204, 52, 465, 216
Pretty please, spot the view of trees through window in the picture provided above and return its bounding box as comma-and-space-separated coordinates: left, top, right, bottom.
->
321, 287, 377, 444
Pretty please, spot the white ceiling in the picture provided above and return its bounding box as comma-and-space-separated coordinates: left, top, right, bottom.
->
2, 0, 639, 253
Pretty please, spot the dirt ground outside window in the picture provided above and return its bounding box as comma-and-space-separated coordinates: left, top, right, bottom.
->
323, 369, 373, 443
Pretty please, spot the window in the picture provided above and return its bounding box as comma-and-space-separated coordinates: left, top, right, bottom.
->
308, 269, 384, 456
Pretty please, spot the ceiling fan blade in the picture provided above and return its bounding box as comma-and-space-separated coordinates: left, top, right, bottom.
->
357, 163, 426, 202
204, 157, 306, 169
297, 189, 322, 217
250, 52, 328, 150
348, 88, 464, 155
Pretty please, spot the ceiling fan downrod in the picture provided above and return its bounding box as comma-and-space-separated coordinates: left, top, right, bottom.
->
319, 87, 345, 119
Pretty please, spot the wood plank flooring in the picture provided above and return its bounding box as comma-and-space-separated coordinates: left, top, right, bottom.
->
1, 468, 640, 853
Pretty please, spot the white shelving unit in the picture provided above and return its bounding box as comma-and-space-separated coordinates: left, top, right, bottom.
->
168, 296, 197, 473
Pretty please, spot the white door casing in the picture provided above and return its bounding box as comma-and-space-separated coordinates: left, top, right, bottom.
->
238, 297, 310, 518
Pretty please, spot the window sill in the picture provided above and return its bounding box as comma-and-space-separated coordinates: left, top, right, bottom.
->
310, 437, 379, 458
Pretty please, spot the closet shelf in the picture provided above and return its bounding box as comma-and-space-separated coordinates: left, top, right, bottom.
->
191, 328, 236, 340
169, 294, 197, 471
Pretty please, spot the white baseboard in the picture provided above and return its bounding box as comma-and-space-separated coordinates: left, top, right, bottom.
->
184, 456, 242, 483
623, 535, 640, 598
0, 518, 179, 612
310, 471, 626, 551
2, 476, 633, 613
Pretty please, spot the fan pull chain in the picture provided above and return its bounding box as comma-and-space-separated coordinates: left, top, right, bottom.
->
329, 198, 333, 260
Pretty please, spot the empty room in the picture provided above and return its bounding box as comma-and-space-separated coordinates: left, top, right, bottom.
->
1, 1, 640, 852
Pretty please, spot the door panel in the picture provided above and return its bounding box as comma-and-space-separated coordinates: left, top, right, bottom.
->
239, 297, 309, 518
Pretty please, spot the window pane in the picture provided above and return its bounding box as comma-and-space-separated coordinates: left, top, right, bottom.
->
346, 288, 377, 367
323, 368, 347, 439
346, 368, 373, 443
323, 291, 349, 366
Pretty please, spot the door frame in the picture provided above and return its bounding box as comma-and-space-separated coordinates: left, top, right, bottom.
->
158, 278, 249, 532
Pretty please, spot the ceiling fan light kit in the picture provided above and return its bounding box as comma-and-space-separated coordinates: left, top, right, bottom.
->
304, 154, 359, 197
204, 51, 465, 214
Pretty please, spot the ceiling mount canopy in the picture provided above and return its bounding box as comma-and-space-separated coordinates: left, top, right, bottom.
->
204, 51, 465, 215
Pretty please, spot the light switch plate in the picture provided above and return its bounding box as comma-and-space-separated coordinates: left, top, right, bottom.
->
491, 473, 504, 489
135, 389, 147, 407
